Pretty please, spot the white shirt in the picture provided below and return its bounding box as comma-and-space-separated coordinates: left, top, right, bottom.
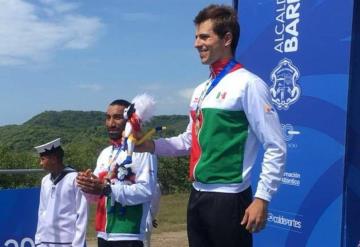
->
35, 169, 88, 247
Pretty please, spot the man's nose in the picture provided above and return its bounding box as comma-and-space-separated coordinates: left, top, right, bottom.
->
108, 117, 116, 126
194, 37, 201, 49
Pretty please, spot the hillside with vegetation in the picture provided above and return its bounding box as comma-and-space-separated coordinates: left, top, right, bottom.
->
0, 111, 190, 192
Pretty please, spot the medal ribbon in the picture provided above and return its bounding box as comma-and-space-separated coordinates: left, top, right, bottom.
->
195, 59, 239, 117
108, 146, 122, 171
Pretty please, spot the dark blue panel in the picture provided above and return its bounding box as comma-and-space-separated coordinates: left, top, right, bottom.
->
343, 0, 360, 245
0, 188, 40, 244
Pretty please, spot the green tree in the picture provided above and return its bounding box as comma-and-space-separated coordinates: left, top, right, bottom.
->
0, 111, 190, 192
158, 156, 191, 194
0, 146, 42, 189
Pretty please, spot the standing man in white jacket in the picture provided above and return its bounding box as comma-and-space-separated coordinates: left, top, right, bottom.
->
136, 4, 286, 247
34, 138, 88, 247
76, 99, 157, 247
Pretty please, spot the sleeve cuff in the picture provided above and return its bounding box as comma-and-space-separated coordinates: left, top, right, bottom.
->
254, 189, 272, 202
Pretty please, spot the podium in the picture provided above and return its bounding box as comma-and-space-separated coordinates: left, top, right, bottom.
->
234, 0, 360, 246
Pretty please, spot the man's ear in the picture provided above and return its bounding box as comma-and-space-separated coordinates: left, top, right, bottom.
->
224, 32, 233, 48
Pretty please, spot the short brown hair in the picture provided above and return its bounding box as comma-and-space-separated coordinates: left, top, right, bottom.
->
194, 4, 240, 55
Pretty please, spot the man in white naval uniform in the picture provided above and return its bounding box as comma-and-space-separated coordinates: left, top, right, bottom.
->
34, 138, 88, 247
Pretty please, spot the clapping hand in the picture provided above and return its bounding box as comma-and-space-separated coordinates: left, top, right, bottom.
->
76, 169, 105, 195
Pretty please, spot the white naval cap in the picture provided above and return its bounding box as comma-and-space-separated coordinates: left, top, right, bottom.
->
34, 138, 62, 155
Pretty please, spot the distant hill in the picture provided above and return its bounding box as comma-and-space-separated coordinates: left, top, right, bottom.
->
0, 111, 188, 151
145, 115, 189, 136
0, 111, 190, 191
24, 110, 105, 128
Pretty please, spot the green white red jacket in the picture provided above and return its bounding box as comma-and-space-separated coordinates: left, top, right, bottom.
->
154, 65, 286, 202
85, 146, 157, 241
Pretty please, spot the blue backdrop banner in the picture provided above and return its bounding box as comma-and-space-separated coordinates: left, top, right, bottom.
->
0, 188, 40, 246
344, 0, 360, 245
234, 0, 359, 246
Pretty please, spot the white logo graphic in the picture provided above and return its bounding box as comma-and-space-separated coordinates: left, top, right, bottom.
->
267, 211, 302, 231
270, 58, 301, 110
274, 0, 301, 53
282, 124, 300, 142
4, 238, 34, 247
282, 171, 301, 187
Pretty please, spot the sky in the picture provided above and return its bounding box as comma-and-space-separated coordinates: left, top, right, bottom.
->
0, 0, 232, 126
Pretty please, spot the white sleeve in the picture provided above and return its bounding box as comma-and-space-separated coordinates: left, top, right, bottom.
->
34, 179, 45, 244
72, 182, 89, 247
154, 114, 192, 156
111, 153, 157, 205
150, 183, 161, 218
242, 77, 287, 201
93, 149, 106, 177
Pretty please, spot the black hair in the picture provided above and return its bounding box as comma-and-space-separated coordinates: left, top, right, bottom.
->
40, 146, 64, 162
109, 99, 131, 108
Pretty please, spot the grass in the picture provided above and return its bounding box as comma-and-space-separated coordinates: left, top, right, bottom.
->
86, 193, 189, 240
153, 193, 189, 233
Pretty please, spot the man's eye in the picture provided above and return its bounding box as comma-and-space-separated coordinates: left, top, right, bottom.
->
114, 115, 123, 120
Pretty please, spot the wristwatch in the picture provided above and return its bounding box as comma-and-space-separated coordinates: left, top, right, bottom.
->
102, 182, 112, 196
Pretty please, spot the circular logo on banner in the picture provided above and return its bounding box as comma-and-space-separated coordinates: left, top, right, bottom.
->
270, 58, 301, 110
